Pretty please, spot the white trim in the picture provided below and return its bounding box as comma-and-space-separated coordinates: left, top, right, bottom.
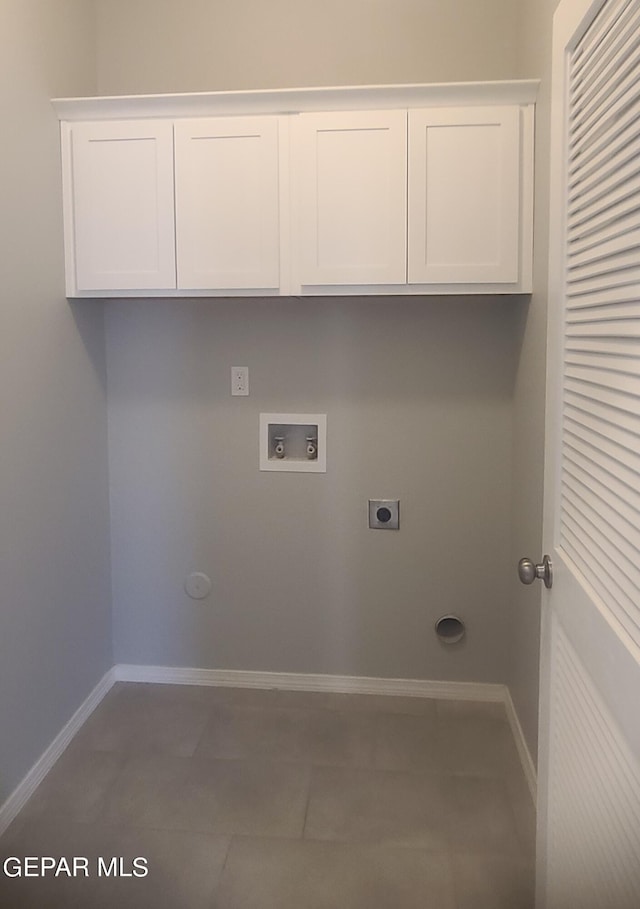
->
0, 668, 116, 838
504, 688, 538, 804
60, 122, 77, 298
113, 663, 506, 700
52, 80, 540, 122
518, 104, 536, 295
68, 283, 531, 299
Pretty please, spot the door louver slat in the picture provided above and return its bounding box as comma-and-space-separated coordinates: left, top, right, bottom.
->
568, 172, 640, 230
568, 96, 640, 180
570, 2, 640, 110
562, 481, 640, 568
562, 0, 640, 649
569, 126, 640, 203
570, 0, 633, 80
560, 522, 640, 643
570, 35, 640, 136
563, 451, 640, 528
569, 159, 640, 220
567, 229, 640, 270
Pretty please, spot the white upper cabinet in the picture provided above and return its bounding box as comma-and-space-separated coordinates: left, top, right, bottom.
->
174, 117, 281, 291
294, 110, 407, 287
408, 107, 521, 285
65, 120, 176, 294
54, 82, 537, 298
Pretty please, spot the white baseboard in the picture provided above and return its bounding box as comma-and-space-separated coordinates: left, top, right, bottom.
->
0, 667, 116, 838
504, 687, 538, 804
114, 663, 507, 701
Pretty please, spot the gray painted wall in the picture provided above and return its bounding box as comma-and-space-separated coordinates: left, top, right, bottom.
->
108, 298, 519, 681
0, 1, 112, 805
99, 0, 526, 686
95, 0, 523, 95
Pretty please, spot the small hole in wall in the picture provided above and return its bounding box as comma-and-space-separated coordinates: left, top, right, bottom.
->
435, 615, 466, 645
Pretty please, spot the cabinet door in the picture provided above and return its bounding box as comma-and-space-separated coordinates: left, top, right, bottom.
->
296, 110, 407, 286
408, 107, 520, 284
68, 120, 176, 292
174, 117, 280, 290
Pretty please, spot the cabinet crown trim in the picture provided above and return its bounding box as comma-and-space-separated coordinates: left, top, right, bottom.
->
52, 79, 539, 121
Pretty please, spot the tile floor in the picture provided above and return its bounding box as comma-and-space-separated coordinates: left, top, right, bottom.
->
0, 683, 536, 908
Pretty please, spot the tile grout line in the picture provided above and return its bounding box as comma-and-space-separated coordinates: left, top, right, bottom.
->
2, 685, 536, 909
210, 834, 234, 903
299, 764, 315, 842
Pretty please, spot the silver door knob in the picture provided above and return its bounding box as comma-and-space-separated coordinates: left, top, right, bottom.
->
518, 555, 553, 589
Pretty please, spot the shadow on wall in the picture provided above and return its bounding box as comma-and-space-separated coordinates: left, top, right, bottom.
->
68, 299, 108, 395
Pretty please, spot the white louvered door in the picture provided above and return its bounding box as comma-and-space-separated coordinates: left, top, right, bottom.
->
539, 0, 640, 906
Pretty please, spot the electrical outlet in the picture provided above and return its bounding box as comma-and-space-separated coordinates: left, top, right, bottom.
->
368, 499, 400, 530
231, 366, 249, 396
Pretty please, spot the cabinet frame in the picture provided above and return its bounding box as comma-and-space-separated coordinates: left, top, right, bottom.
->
174, 116, 284, 292
408, 106, 521, 285
294, 109, 408, 287
62, 120, 177, 295
55, 81, 538, 298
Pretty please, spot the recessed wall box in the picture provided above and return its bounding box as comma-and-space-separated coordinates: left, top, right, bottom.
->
260, 413, 327, 472
368, 499, 400, 529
